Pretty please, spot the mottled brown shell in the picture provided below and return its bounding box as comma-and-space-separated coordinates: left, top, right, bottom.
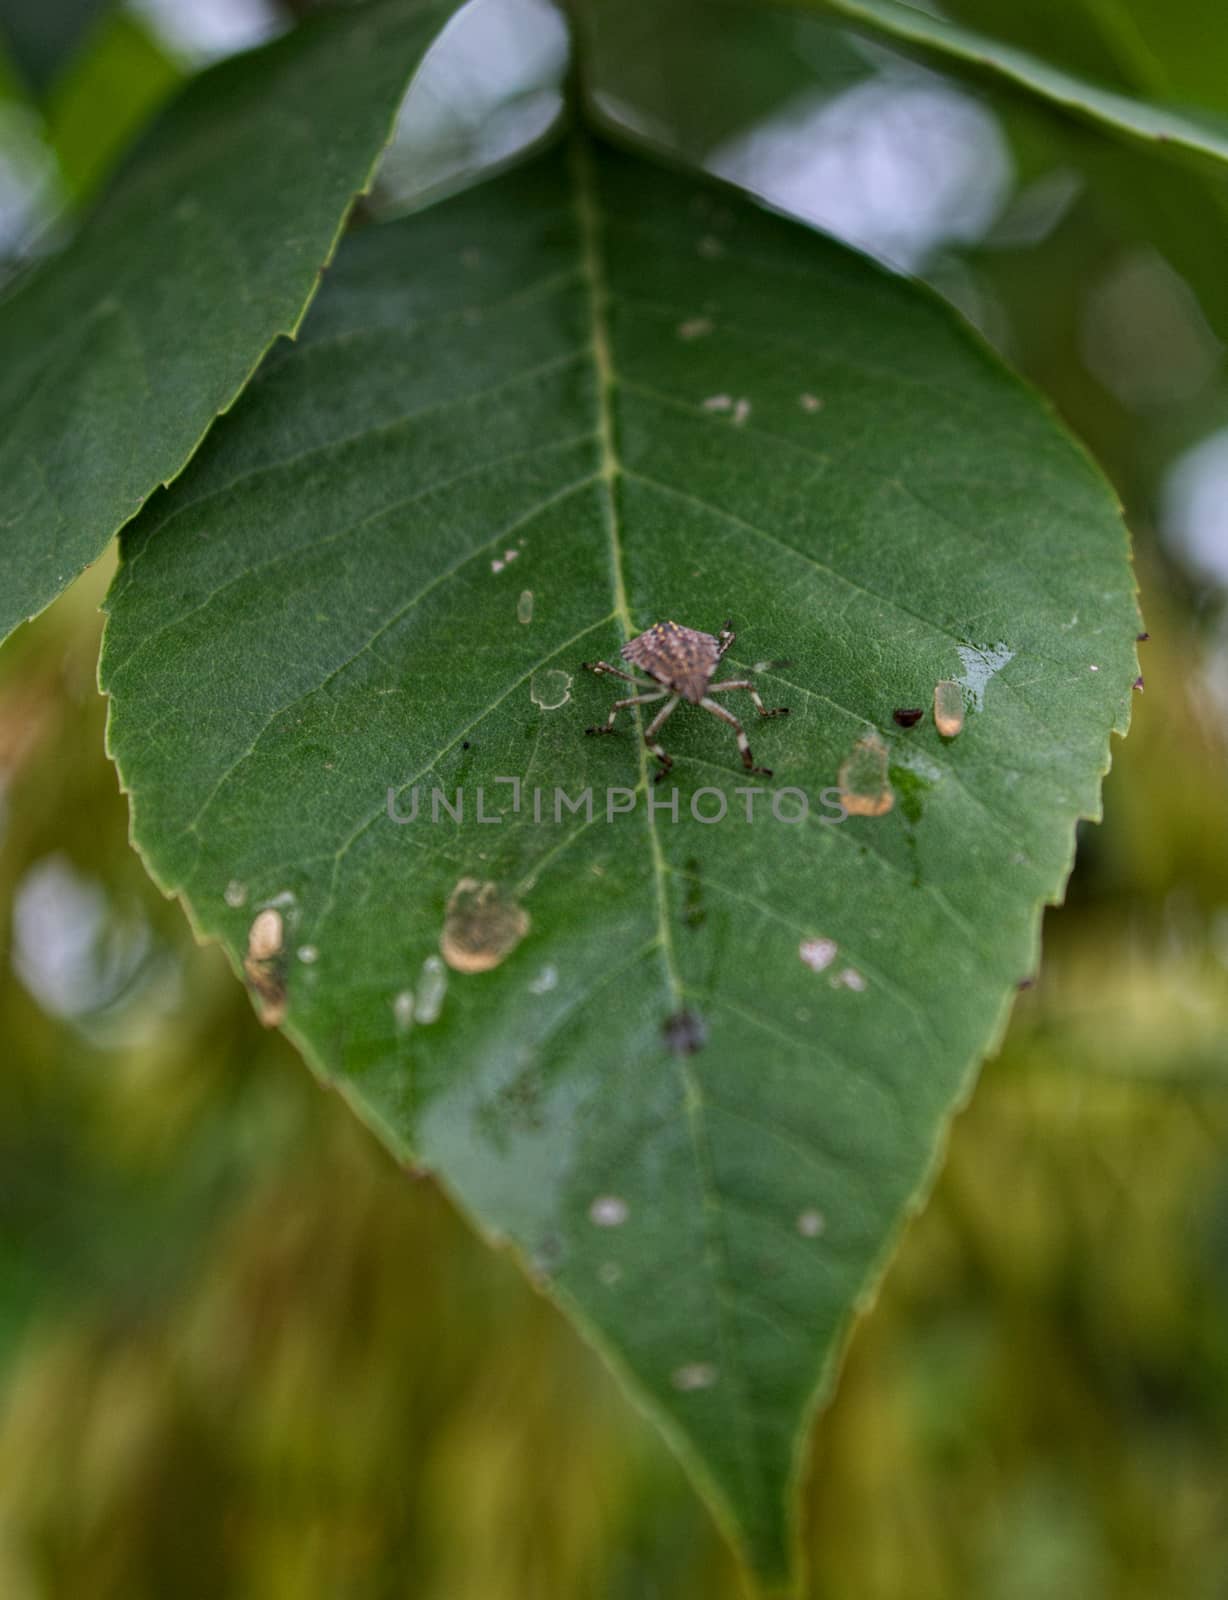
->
622, 620, 721, 704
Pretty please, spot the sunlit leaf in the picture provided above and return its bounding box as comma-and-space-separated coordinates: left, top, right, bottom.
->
101, 135, 1139, 1585
0, 0, 460, 645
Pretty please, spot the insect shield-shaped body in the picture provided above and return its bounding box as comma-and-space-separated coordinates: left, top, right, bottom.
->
583, 619, 789, 781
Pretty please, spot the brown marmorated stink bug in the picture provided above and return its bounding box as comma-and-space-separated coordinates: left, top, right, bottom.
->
582, 619, 789, 782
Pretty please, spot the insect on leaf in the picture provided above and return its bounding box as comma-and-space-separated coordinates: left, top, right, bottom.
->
101, 132, 1139, 1588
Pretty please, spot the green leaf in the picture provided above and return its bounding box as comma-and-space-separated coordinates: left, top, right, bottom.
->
0, 0, 460, 646
804, 0, 1228, 167
101, 135, 1139, 1587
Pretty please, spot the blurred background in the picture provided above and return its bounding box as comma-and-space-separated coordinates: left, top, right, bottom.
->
1, 1, 1227, 1595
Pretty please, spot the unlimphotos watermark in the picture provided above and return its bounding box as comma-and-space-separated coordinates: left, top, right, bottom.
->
386, 777, 849, 826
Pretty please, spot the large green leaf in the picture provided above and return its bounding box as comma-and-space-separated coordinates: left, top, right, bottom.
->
802, 0, 1228, 167
0, 0, 459, 646
101, 135, 1139, 1587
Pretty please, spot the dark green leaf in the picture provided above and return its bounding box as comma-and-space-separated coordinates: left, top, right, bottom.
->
0, 0, 460, 645
101, 136, 1139, 1585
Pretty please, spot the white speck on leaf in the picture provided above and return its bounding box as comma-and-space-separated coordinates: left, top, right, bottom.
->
491, 557, 505, 574
799, 393, 823, 412
296, 945, 318, 964
797, 1208, 826, 1237
599, 1262, 622, 1286
393, 989, 414, 1032
672, 1362, 719, 1391
224, 879, 247, 908
732, 397, 751, 426
415, 956, 447, 1024
678, 316, 713, 339
832, 967, 867, 992
517, 590, 534, 625
698, 234, 724, 259
799, 937, 838, 972
529, 963, 558, 994
589, 1195, 629, 1227
703, 394, 732, 411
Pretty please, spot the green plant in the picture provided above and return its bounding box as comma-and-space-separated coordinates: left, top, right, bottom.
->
7, 1, 1224, 1591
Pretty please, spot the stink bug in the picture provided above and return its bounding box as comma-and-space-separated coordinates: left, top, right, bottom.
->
582, 619, 789, 781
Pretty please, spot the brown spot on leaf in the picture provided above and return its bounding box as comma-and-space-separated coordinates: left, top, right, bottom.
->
892, 707, 923, 728
838, 731, 894, 816
933, 679, 965, 738
244, 908, 286, 1026
441, 878, 529, 974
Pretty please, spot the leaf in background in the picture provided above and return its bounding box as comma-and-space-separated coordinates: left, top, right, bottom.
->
936, 0, 1228, 117
0, 0, 109, 95
801, 0, 1228, 168
929, 0, 1228, 424
581, 0, 857, 162
44, 8, 183, 203
101, 137, 1139, 1584
0, 0, 461, 646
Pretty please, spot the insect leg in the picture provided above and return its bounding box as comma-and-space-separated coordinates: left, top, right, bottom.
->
699, 695, 773, 776
706, 679, 790, 717
582, 659, 653, 687
644, 694, 681, 781
716, 619, 736, 658
586, 691, 665, 735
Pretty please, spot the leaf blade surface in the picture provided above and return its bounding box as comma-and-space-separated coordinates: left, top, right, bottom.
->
102, 137, 1139, 1583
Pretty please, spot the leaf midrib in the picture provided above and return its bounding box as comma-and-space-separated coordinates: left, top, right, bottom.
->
569, 128, 772, 1532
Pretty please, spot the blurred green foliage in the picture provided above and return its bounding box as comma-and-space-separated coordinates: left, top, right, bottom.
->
2, 2, 1228, 1596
